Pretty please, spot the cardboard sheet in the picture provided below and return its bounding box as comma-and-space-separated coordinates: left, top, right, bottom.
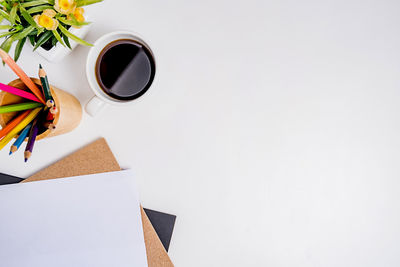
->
24, 138, 174, 267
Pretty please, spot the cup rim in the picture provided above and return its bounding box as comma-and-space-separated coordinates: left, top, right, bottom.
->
85, 30, 156, 105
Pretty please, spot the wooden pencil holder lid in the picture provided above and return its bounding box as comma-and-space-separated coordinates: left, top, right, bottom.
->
0, 78, 82, 140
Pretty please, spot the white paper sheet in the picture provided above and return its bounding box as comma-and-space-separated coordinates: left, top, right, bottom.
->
0, 170, 148, 267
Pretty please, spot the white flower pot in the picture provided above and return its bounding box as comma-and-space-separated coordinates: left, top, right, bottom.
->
33, 23, 92, 62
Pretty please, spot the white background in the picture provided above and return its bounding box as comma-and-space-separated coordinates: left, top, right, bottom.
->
0, 0, 400, 266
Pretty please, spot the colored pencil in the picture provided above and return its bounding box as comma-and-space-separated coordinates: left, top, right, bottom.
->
0, 108, 41, 151
49, 106, 58, 115
43, 122, 56, 130
0, 110, 31, 140
0, 102, 43, 114
46, 111, 55, 121
46, 99, 54, 108
0, 49, 46, 104
39, 64, 52, 102
24, 116, 40, 162
0, 82, 42, 103
9, 123, 32, 155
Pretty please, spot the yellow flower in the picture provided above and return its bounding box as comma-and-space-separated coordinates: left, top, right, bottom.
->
67, 7, 84, 28
73, 7, 84, 22
54, 0, 76, 15
33, 9, 59, 30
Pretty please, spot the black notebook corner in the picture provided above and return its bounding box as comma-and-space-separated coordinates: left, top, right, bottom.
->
143, 208, 177, 251
0, 172, 24, 185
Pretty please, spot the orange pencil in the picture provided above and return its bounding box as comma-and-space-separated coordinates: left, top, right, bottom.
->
0, 110, 31, 140
0, 49, 46, 104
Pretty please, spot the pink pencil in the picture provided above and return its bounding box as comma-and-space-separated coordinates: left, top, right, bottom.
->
0, 49, 46, 104
0, 82, 42, 103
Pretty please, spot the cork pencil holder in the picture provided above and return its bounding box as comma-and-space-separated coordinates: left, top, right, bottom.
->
0, 78, 82, 140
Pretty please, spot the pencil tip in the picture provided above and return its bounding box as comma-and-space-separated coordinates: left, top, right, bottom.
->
24, 158, 28, 162
39, 64, 42, 69
9, 151, 12, 155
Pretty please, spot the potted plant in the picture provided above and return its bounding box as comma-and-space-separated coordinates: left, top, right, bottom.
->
0, 0, 102, 62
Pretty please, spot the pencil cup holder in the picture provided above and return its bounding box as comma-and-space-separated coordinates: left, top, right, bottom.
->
0, 78, 82, 140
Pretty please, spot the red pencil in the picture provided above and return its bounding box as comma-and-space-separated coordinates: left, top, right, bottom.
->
49, 106, 58, 115
46, 111, 55, 121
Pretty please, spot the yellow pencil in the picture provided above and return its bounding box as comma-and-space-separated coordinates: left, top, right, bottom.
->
0, 108, 42, 151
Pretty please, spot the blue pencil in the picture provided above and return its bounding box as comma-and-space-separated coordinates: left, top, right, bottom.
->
9, 123, 32, 155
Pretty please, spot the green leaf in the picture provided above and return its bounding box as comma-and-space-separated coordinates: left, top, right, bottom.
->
51, 34, 57, 46
1, 4, 21, 23
0, 25, 12, 29
36, 27, 44, 35
28, 28, 38, 35
15, 14, 21, 23
0, 8, 10, 21
58, 24, 92, 46
14, 36, 26, 61
0, 37, 12, 65
24, 0, 54, 2
0, 37, 13, 53
12, 25, 35, 40
33, 29, 52, 50
0, 1, 11, 11
27, 4, 53, 14
9, 3, 18, 24
52, 29, 64, 46
21, 0, 51, 8
19, 6, 39, 30
58, 16, 90, 27
15, 24, 23, 31
28, 34, 35, 45
0, 29, 19, 38
62, 32, 70, 48
76, 0, 102, 7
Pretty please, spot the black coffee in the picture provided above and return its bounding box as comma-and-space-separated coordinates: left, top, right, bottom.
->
95, 39, 155, 101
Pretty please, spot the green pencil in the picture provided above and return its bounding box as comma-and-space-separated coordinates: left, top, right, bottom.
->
0, 102, 43, 114
38, 64, 53, 105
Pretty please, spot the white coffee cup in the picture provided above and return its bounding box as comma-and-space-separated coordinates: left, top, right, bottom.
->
85, 31, 156, 116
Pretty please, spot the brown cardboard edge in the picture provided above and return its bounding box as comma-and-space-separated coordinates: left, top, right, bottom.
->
24, 138, 120, 182
141, 207, 175, 267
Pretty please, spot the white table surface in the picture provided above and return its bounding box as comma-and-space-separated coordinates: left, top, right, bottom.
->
1, 0, 400, 266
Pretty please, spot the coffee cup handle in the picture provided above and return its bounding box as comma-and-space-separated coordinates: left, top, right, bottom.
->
85, 96, 108, 116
